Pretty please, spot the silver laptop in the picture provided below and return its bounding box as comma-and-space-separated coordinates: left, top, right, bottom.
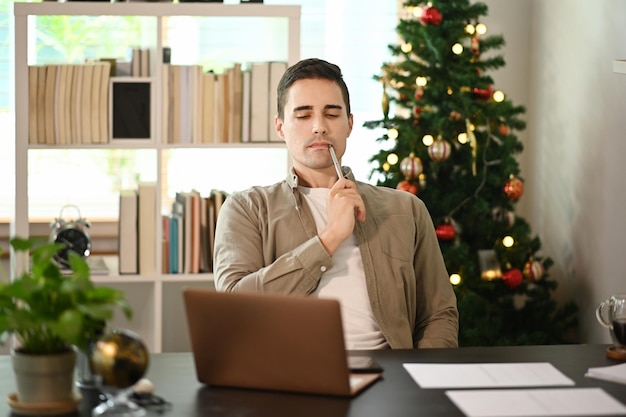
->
182, 288, 382, 397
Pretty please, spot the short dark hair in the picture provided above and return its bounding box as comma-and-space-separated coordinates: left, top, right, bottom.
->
276, 58, 351, 119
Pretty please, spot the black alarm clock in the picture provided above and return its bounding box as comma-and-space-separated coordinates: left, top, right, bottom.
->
50, 205, 91, 269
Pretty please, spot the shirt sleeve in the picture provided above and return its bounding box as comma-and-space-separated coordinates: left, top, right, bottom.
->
411, 199, 460, 348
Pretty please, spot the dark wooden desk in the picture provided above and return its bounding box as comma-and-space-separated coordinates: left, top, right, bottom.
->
1, 344, 625, 417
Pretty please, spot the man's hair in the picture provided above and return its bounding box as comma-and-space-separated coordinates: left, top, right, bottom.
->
276, 58, 351, 119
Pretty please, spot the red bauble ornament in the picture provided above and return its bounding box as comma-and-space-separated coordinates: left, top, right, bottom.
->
435, 222, 456, 241
523, 259, 545, 282
498, 124, 510, 136
397, 179, 418, 195
428, 138, 452, 162
420, 6, 442, 25
400, 154, 423, 179
473, 85, 493, 100
412, 106, 422, 118
471, 37, 480, 55
502, 268, 523, 289
414, 86, 424, 100
503, 175, 524, 201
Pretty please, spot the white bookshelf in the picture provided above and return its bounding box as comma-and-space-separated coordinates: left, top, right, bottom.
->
614, 60, 626, 74
11, 2, 300, 353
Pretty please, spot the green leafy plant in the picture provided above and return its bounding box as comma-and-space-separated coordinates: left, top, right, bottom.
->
0, 236, 132, 354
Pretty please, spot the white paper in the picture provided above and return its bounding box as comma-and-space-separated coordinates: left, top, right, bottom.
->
446, 388, 626, 417
586, 363, 626, 385
403, 362, 574, 388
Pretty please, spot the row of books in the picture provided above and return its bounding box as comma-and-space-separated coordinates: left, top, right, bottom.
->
162, 60, 287, 145
117, 182, 228, 275
28, 62, 112, 145
164, 189, 227, 274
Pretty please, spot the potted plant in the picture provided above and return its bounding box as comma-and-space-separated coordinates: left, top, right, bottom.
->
0, 236, 132, 409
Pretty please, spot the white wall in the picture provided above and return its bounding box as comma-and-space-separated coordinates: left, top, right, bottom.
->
482, 0, 626, 343
526, 0, 626, 343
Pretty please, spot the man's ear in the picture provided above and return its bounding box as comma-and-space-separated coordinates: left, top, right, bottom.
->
275, 115, 286, 142
347, 113, 354, 137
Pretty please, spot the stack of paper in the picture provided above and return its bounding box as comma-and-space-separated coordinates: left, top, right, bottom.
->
586, 363, 626, 385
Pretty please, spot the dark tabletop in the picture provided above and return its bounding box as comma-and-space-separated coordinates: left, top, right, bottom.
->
1, 344, 625, 417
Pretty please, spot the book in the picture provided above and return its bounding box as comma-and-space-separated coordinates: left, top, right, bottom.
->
213, 72, 229, 143
98, 61, 111, 143
268, 61, 287, 142
35, 65, 47, 144
249, 62, 270, 142
168, 214, 179, 274
162, 64, 170, 144
228, 63, 243, 143
118, 189, 138, 274
28, 66, 39, 145
201, 71, 216, 144
161, 215, 170, 274
138, 182, 157, 275
90, 62, 103, 144
240, 68, 251, 143
175, 191, 193, 274
80, 63, 94, 144
69, 64, 83, 144
60, 64, 74, 145
169, 64, 181, 144
140, 48, 150, 77
189, 190, 201, 274
43, 64, 58, 145
191, 65, 204, 144
130, 47, 141, 77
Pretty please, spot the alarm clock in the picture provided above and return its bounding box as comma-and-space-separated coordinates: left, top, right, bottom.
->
50, 205, 91, 268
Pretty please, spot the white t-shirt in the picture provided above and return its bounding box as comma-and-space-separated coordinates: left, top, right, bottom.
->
299, 186, 388, 350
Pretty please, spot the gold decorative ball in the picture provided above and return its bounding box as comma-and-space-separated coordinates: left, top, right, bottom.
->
90, 329, 149, 389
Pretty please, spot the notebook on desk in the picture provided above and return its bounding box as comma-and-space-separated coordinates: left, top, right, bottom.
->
182, 288, 382, 397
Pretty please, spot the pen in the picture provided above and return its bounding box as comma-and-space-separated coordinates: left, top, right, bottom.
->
328, 144, 344, 180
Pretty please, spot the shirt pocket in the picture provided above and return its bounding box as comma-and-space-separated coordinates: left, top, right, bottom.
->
372, 214, 416, 262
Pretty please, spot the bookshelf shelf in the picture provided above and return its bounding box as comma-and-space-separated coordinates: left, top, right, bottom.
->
12, 2, 300, 353
614, 60, 626, 74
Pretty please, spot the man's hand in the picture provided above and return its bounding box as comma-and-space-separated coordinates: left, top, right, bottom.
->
318, 178, 366, 255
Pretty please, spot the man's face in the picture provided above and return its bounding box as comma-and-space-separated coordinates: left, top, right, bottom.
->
275, 78, 353, 179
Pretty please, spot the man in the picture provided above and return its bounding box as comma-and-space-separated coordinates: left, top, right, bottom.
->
214, 58, 458, 349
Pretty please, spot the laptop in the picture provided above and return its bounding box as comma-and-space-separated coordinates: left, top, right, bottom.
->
182, 288, 383, 397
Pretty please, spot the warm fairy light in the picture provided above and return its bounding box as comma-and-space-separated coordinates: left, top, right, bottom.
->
465, 24, 475, 35
387, 128, 399, 139
502, 235, 515, 248
382, 162, 391, 172
447, 87, 453, 95
492, 90, 505, 102
416, 76, 428, 87
387, 153, 399, 165
452, 43, 464, 55
468, 122, 476, 131
457, 132, 468, 144
476, 23, 487, 35
401, 42, 413, 53
412, 6, 423, 18
450, 273, 462, 286
422, 134, 434, 146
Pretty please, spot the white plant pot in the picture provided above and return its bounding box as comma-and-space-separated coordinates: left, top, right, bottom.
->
11, 348, 77, 404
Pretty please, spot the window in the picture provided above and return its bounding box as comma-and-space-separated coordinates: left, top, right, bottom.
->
0, 0, 397, 222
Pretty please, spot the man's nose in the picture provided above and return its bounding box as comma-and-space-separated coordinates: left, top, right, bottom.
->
312, 117, 328, 135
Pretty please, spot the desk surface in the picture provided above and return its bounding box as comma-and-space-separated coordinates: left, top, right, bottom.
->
1, 344, 625, 417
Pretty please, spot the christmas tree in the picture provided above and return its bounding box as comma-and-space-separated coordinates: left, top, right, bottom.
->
363, 0, 578, 346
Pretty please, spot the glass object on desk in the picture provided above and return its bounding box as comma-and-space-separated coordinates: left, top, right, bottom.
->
90, 329, 150, 417
596, 294, 626, 361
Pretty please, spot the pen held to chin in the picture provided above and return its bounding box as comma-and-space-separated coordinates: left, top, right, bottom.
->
328, 144, 344, 180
